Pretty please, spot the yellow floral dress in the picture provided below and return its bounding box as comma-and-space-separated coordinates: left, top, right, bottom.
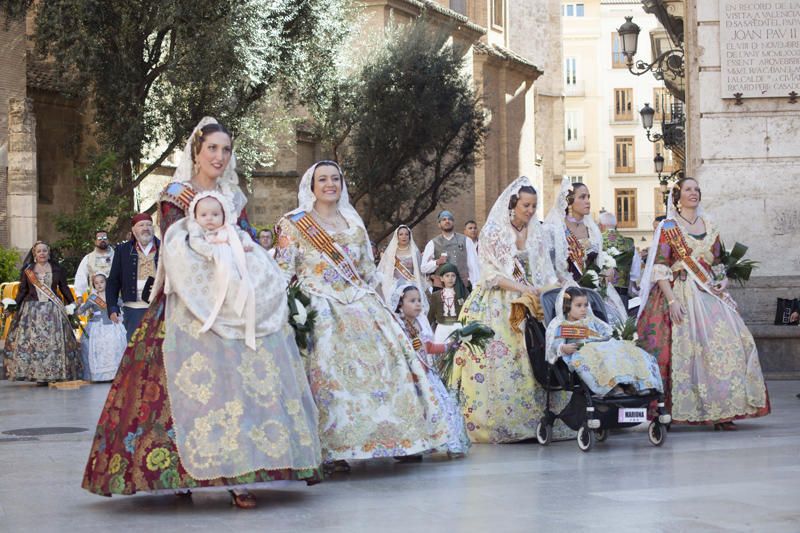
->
450, 250, 572, 443
275, 217, 449, 460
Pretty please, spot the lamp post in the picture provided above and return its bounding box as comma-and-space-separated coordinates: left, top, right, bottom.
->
617, 16, 684, 82
654, 153, 682, 209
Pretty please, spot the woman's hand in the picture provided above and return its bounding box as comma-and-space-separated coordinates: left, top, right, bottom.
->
669, 299, 686, 325
560, 344, 578, 355
711, 277, 728, 295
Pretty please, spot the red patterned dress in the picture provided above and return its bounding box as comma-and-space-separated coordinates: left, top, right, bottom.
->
82, 182, 322, 496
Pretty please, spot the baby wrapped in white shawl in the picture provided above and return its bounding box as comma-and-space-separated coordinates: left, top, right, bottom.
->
162, 190, 288, 349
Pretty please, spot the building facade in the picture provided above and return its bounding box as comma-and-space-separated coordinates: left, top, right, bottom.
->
562, 0, 673, 242
635, 0, 800, 376
249, 0, 564, 244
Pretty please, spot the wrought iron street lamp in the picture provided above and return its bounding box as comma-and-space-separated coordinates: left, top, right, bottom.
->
617, 16, 684, 82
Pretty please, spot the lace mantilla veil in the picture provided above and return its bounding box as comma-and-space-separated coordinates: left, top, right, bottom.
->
478, 176, 557, 288
377, 225, 429, 311
637, 183, 708, 319
545, 176, 603, 282
545, 284, 608, 364
286, 161, 374, 264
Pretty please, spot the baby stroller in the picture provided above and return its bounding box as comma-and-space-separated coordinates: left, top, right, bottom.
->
525, 288, 671, 452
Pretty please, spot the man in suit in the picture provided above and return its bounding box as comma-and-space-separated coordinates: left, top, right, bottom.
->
106, 213, 160, 340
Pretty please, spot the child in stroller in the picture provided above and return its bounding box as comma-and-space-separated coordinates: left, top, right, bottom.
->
528, 286, 671, 451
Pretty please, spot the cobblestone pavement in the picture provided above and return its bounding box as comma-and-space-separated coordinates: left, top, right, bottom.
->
0, 379, 798, 533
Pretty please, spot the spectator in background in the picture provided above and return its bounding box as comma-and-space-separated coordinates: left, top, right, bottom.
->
106, 213, 160, 340
74, 230, 115, 299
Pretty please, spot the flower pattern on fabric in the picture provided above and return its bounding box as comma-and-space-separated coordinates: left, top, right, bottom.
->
637, 219, 769, 423
450, 253, 572, 443
81, 196, 323, 497
237, 347, 279, 408
173, 352, 216, 405
249, 421, 290, 458
183, 401, 245, 471
274, 217, 449, 461
145, 447, 171, 471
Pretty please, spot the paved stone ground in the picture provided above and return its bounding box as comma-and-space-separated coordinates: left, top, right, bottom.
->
0, 379, 798, 533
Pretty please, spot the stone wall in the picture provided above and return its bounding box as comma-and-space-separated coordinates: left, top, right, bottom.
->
7, 98, 37, 251
0, 15, 28, 248
686, 0, 800, 377
687, 0, 800, 277
32, 90, 82, 242
509, 0, 566, 214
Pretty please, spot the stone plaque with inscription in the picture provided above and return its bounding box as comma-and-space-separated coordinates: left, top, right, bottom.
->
720, 0, 800, 98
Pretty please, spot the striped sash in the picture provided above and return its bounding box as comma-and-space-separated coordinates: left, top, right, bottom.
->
289, 211, 365, 287
556, 324, 603, 340
24, 269, 67, 316
566, 231, 585, 273
394, 256, 415, 282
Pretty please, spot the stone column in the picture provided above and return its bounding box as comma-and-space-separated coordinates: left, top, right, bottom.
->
7, 97, 37, 251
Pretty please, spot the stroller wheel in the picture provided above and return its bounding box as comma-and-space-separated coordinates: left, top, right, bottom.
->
648, 421, 667, 446
594, 428, 608, 442
577, 424, 594, 452
536, 419, 552, 446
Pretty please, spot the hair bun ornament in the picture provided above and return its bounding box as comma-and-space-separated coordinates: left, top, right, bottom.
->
563, 293, 572, 300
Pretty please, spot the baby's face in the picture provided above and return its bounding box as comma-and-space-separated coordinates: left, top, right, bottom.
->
195, 197, 224, 231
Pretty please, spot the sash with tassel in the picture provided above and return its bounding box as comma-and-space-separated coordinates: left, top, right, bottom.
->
566, 230, 585, 274
556, 324, 603, 340
289, 211, 368, 290
661, 220, 737, 311
24, 269, 69, 316
394, 256, 416, 282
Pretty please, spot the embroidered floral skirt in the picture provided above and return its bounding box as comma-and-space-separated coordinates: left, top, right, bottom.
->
4, 301, 82, 382
82, 293, 322, 497
81, 320, 127, 382
450, 287, 573, 443
562, 339, 663, 396
305, 293, 449, 461
637, 281, 770, 424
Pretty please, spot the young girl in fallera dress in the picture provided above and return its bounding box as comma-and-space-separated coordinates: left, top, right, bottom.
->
427, 263, 467, 343
393, 283, 470, 457
546, 286, 663, 397
77, 273, 127, 382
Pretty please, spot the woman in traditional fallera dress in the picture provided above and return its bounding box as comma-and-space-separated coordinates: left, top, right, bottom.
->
636, 177, 769, 429
82, 118, 322, 508
545, 177, 627, 326
77, 273, 127, 382
377, 224, 429, 309
391, 283, 471, 456
4, 241, 82, 383
274, 161, 449, 468
449, 177, 570, 443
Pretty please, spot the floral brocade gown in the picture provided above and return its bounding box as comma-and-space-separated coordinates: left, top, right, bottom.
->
636, 219, 769, 424
82, 187, 321, 497
275, 218, 450, 461
450, 251, 572, 443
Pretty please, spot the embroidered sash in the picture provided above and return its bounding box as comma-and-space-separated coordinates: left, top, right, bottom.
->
662, 221, 710, 285
289, 211, 366, 288
566, 230, 585, 273
512, 257, 530, 285
556, 324, 603, 340
394, 256, 415, 282
661, 220, 737, 311
88, 293, 107, 310
24, 269, 67, 315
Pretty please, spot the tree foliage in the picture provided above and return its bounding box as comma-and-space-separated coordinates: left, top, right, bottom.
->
5, 0, 351, 241
311, 18, 488, 242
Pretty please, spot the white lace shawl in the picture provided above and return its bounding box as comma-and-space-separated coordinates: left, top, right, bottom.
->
477, 176, 557, 289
